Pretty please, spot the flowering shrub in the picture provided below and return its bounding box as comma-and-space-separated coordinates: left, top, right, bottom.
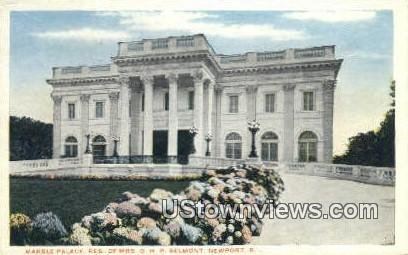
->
10, 213, 32, 245
12, 164, 284, 246
30, 212, 68, 244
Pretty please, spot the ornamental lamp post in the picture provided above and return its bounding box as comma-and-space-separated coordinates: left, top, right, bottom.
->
112, 136, 120, 157
85, 134, 91, 154
248, 120, 260, 158
205, 133, 213, 157
189, 126, 199, 154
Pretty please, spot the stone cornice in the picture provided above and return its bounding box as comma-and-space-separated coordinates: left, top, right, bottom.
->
112, 51, 221, 78
47, 75, 119, 86
221, 59, 343, 77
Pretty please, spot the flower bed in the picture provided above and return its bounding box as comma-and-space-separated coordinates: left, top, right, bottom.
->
10, 164, 284, 245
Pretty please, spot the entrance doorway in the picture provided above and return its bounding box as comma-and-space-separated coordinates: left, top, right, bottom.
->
153, 130, 168, 163
178, 130, 193, 164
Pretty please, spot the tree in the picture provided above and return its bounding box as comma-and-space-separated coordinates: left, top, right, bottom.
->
333, 81, 395, 167
9, 116, 53, 161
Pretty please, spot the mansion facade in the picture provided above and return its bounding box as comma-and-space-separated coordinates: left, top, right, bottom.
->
47, 34, 342, 163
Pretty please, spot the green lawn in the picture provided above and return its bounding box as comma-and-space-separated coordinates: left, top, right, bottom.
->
10, 177, 190, 228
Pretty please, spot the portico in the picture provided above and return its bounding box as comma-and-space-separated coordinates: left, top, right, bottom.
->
114, 71, 215, 161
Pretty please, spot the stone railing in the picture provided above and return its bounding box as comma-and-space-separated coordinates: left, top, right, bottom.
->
216, 46, 335, 67
9, 158, 81, 173
188, 155, 246, 168
52, 64, 115, 79
118, 34, 216, 57
281, 162, 395, 186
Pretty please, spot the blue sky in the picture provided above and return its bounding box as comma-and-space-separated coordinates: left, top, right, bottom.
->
9, 11, 393, 154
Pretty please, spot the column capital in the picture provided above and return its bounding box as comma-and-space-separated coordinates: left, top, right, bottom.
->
51, 95, 62, 104
246, 85, 258, 93
193, 70, 204, 82
283, 83, 296, 91
109, 92, 120, 101
118, 76, 130, 86
323, 79, 336, 90
166, 73, 178, 84
80, 94, 91, 103
204, 78, 214, 88
215, 86, 224, 93
141, 76, 155, 85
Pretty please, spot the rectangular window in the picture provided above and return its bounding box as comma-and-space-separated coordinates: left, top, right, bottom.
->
95, 101, 104, 118
164, 92, 169, 111
265, 93, 275, 113
303, 91, 314, 111
188, 91, 194, 110
68, 103, 75, 119
229, 95, 239, 113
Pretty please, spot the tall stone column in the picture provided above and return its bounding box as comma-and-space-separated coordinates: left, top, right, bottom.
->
322, 80, 336, 163
193, 71, 204, 156
109, 92, 120, 155
214, 87, 223, 157
167, 73, 178, 160
119, 76, 130, 156
206, 80, 214, 152
52, 95, 62, 158
80, 94, 90, 156
283, 84, 295, 162
130, 85, 142, 155
143, 76, 154, 156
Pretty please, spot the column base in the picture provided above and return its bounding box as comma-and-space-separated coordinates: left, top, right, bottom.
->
168, 155, 178, 164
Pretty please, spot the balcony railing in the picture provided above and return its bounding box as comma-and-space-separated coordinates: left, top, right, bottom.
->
93, 155, 189, 165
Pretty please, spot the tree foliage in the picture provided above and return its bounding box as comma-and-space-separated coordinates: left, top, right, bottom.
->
333, 81, 395, 167
10, 116, 53, 161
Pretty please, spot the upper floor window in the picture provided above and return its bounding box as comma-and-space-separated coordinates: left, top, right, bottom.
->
303, 91, 315, 111
68, 103, 75, 120
188, 91, 194, 110
229, 95, 239, 113
265, 93, 275, 113
164, 92, 169, 111
95, 101, 104, 118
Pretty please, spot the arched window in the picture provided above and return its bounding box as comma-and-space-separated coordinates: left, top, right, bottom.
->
225, 132, 242, 159
92, 135, 107, 157
298, 131, 318, 162
64, 136, 78, 158
261, 132, 278, 161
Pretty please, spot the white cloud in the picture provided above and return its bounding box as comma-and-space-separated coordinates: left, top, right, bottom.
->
99, 11, 306, 40
32, 28, 131, 42
282, 11, 377, 23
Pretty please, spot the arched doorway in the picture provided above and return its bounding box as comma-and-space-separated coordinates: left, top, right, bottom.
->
298, 131, 318, 162
261, 131, 278, 161
64, 136, 78, 157
225, 132, 242, 159
92, 135, 107, 157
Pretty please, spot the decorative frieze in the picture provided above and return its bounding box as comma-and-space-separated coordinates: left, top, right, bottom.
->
47, 76, 118, 86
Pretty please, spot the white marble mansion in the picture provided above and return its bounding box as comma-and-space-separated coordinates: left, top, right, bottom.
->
47, 34, 343, 163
